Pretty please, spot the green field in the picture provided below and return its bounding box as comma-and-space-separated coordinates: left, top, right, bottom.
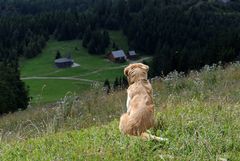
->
25, 79, 91, 104
20, 31, 131, 103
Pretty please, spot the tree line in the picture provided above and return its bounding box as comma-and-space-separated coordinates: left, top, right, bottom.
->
123, 0, 240, 75
103, 76, 128, 94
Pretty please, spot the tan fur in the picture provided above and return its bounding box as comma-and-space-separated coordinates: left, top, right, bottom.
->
119, 63, 155, 139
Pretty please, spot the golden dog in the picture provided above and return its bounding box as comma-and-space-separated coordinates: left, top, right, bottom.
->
119, 63, 166, 141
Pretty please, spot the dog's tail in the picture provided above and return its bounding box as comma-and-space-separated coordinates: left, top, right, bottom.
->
119, 106, 154, 136
141, 132, 168, 141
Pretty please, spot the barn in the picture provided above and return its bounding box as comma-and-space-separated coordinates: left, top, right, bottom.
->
108, 50, 127, 63
127, 50, 138, 60
54, 58, 74, 68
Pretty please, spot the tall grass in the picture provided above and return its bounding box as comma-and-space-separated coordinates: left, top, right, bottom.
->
0, 62, 240, 160
0, 85, 126, 142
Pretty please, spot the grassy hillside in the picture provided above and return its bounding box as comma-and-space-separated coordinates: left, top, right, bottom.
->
20, 31, 130, 103
1, 62, 240, 160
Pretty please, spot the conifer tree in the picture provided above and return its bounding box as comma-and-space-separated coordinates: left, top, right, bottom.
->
103, 79, 111, 94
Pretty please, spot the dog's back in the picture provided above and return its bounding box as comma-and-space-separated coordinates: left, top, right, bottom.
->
119, 80, 154, 136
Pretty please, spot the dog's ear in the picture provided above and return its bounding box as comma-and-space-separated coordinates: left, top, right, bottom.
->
124, 66, 130, 76
140, 63, 149, 72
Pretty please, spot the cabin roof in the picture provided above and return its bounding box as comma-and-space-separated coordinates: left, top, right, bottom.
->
111, 50, 126, 58
129, 50, 136, 56
54, 58, 73, 63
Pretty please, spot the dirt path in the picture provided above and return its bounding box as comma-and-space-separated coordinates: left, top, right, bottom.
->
129, 56, 152, 63
21, 76, 97, 83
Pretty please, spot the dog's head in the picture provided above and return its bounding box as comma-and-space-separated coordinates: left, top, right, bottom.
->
124, 63, 149, 85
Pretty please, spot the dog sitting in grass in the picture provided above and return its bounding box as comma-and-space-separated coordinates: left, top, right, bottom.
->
119, 63, 167, 141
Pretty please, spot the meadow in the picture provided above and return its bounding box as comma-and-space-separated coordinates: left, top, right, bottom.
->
20, 31, 129, 103
0, 62, 240, 160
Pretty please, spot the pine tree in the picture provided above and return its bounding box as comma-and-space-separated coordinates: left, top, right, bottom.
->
113, 77, 119, 91
102, 30, 110, 48
0, 63, 29, 114
112, 42, 119, 50
122, 76, 128, 89
103, 79, 111, 94
55, 50, 62, 59
82, 26, 92, 48
119, 76, 123, 89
